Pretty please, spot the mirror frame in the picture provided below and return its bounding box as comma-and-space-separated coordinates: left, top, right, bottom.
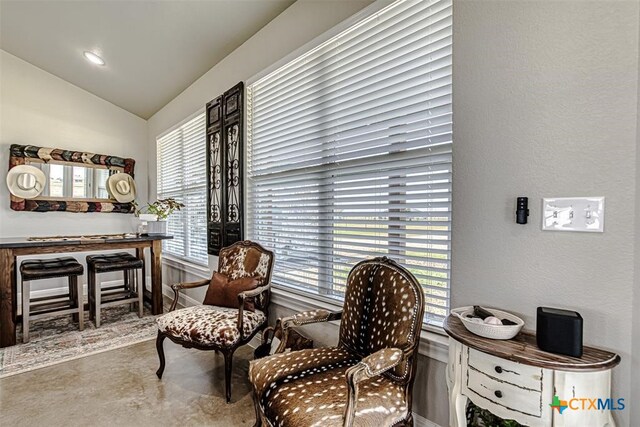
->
9, 144, 135, 213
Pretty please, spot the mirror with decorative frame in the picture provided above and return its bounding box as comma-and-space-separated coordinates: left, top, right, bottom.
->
8, 144, 136, 213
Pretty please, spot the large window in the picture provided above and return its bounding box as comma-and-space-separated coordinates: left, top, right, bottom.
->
157, 113, 208, 265
246, 0, 452, 326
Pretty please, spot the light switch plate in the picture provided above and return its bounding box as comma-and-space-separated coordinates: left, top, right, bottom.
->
542, 197, 605, 232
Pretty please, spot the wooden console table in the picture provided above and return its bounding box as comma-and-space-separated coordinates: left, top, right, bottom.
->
0, 234, 172, 348
444, 315, 620, 427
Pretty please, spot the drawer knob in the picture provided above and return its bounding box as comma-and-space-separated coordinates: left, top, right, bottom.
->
495, 390, 503, 399
495, 366, 503, 374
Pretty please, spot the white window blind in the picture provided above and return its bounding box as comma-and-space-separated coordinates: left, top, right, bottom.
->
157, 113, 208, 265
246, 0, 452, 326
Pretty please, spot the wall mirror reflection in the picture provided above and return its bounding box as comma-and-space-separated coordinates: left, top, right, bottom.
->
26, 160, 112, 200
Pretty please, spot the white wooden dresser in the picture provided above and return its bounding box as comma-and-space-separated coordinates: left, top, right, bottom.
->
444, 315, 621, 427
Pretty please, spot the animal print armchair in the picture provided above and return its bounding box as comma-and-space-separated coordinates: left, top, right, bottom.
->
248, 257, 425, 427
155, 240, 274, 403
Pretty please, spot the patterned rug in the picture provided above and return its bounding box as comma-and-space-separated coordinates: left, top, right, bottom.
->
0, 305, 159, 378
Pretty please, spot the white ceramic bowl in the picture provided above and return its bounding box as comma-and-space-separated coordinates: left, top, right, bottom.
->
451, 306, 524, 340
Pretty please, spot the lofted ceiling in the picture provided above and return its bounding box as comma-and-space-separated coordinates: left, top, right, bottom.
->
0, 0, 295, 119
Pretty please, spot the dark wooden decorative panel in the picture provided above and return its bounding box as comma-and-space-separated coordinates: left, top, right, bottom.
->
206, 96, 223, 252
206, 82, 244, 255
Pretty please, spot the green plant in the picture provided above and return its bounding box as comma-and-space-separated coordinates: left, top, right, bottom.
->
467, 402, 524, 427
132, 198, 184, 220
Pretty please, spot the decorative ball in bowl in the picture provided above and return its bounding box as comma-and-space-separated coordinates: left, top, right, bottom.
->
450, 306, 524, 340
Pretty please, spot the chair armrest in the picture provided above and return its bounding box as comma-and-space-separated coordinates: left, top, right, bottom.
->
273, 309, 341, 354
168, 279, 209, 311
343, 348, 405, 427
239, 284, 270, 299
281, 309, 342, 328
236, 284, 271, 331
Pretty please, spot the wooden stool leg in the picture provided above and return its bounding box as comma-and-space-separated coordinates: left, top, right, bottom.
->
123, 269, 130, 292
128, 269, 135, 312
69, 274, 77, 304
74, 276, 84, 331
70, 275, 79, 322
94, 272, 101, 328
136, 269, 143, 318
22, 280, 30, 343
88, 268, 95, 322
137, 248, 146, 299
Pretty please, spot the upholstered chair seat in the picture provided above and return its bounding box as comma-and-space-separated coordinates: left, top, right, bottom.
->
248, 257, 424, 427
156, 305, 266, 347
251, 347, 409, 426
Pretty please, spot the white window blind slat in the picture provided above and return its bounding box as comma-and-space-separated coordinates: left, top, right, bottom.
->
157, 113, 208, 265
252, 0, 450, 93
247, 0, 452, 326
252, 74, 452, 142
252, 35, 452, 119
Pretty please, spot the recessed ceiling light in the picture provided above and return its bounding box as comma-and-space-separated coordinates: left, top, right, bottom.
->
83, 51, 105, 66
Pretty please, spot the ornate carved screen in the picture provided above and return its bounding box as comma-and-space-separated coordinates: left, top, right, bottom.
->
206, 82, 244, 255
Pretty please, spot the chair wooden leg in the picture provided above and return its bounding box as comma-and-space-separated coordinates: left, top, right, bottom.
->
156, 332, 166, 379
223, 348, 235, 403
22, 280, 30, 343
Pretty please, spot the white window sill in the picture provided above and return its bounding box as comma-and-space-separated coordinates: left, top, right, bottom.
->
270, 286, 449, 364
163, 255, 211, 280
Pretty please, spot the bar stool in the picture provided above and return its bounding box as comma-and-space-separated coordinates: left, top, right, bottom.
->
20, 257, 84, 343
86, 252, 144, 327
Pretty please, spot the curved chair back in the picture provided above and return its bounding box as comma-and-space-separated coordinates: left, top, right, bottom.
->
218, 240, 275, 310
338, 257, 424, 383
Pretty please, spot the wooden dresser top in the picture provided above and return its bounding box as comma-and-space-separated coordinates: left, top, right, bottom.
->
444, 315, 620, 371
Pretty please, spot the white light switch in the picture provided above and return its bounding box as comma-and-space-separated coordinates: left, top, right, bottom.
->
542, 197, 605, 232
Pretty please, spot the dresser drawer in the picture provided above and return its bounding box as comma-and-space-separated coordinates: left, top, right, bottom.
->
465, 366, 543, 418
467, 348, 543, 391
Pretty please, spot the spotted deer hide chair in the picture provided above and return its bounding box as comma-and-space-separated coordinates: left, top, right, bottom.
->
155, 240, 274, 403
248, 257, 425, 427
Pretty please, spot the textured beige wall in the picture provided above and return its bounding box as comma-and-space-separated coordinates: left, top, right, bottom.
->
0, 50, 148, 292
633, 2, 640, 422
0, 50, 148, 237
452, 2, 639, 425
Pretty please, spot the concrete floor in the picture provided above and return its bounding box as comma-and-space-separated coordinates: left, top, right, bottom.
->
0, 340, 256, 426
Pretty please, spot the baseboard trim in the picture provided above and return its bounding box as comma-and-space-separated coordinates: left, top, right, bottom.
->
413, 412, 442, 427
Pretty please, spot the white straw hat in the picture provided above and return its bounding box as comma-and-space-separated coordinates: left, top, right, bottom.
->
106, 173, 136, 203
6, 165, 46, 199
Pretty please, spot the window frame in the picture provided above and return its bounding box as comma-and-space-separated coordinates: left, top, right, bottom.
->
156, 109, 209, 267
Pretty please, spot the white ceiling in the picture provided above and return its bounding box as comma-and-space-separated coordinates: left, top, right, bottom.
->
0, 0, 295, 119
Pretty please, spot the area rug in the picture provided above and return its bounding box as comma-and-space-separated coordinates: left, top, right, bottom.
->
0, 305, 159, 378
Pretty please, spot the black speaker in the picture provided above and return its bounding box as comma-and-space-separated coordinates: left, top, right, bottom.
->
536, 307, 583, 357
